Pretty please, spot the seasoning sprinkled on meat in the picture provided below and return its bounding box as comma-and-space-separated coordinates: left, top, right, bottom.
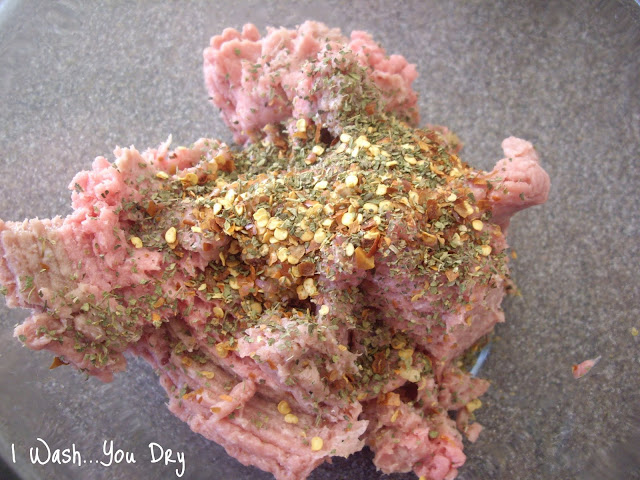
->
1, 21, 549, 480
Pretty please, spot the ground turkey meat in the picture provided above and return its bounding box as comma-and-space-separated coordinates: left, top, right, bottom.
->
0, 21, 549, 480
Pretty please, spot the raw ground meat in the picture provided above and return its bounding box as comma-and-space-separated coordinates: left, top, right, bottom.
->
0, 21, 549, 480
204, 21, 418, 144
572, 356, 601, 379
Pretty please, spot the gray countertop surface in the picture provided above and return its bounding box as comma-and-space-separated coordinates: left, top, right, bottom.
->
0, 1, 638, 479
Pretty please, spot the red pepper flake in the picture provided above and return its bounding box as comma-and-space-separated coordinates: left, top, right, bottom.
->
365, 101, 377, 115
366, 234, 382, 257
146, 200, 159, 217
152, 297, 165, 309
49, 356, 69, 369
355, 247, 375, 270
371, 352, 387, 374
297, 261, 315, 277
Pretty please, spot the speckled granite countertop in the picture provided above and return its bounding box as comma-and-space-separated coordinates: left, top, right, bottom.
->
0, 1, 638, 479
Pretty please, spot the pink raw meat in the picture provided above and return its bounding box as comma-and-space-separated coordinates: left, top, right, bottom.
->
204, 21, 418, 144
1, 21, 550, 480
572, 356, 601, 379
